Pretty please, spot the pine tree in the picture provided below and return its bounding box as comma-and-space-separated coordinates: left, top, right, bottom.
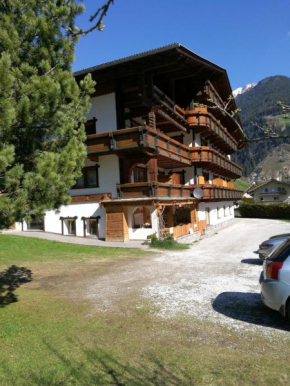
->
0, 0, 95, 228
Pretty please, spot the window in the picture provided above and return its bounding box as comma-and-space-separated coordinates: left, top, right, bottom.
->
85, 118, 97, 136
60, 216, 77, 236
87, 219, 97, 236
73, 166, 99, 189
133, 207, 151, 229
133, 167, 147, 183
217, 206, 221, 219
66, 220, 76, 235
274, 196, 279, 201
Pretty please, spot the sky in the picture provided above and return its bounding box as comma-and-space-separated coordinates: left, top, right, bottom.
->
74, 0, 290, 90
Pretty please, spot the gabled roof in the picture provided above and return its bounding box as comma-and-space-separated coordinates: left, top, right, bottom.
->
250, 179, 290, 192
74, 43, 245, 142
74, 43, 226, 76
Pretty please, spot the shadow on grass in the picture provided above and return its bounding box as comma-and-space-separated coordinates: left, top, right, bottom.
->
241, 258, 263, 266
28, 340, 195, 386
0, 265, 32, 307
212, 292, 290, 332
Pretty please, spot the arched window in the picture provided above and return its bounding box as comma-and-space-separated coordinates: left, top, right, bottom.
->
133, 207, 151, 229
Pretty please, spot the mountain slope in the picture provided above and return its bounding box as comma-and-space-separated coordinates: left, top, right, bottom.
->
233, 75, 290, 176
249, 143, 290, 184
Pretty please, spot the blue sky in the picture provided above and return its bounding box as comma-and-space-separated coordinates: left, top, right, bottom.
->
74, 0, 290, 90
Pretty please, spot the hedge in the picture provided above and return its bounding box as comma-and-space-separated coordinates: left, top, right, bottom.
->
239, 202, 290, 219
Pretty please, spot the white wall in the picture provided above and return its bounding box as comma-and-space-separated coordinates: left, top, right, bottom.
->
70, 154, 120, 199
198, 201, 234, 226
127, 206, 159, 240
45, 202, 106, 238
87, 93, 117, 133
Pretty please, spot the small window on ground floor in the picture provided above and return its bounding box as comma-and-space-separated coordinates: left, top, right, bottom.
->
217, 206, 220, 219
66, 219, 76, 235
86, 219, 98, 236
133, 207, 151, 229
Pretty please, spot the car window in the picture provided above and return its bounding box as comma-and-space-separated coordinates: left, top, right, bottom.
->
268, 239, 290, 262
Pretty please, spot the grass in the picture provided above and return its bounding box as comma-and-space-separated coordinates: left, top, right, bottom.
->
1, 234, 290, 385
234, 178, 250, 191
150, 237, 189, 250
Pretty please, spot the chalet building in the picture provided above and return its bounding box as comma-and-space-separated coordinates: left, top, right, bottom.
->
18, 44, 246, 241
250, 179, 290, 204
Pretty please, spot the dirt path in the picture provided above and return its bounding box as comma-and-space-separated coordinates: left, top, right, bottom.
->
86, 218, 290, 336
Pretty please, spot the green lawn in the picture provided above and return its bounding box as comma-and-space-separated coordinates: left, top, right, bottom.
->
1, 234, 290, 385
234, 178, 250, 191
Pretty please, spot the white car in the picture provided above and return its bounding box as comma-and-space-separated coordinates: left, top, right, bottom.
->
260, 238, 290, 318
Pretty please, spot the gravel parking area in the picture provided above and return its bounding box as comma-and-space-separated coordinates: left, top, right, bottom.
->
89, 218, 290, 336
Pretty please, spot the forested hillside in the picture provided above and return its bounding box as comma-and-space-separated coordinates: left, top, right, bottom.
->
232, 76, 290, 176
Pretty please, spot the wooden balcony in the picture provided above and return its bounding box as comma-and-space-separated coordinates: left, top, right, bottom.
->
186, 108, 237, 154
152, 86, 189, 133
117, 182, 192, 199
191, 146, 243, 179
204, 81, 225, 108
191, 184, 243, 201
86, 126, 191, 168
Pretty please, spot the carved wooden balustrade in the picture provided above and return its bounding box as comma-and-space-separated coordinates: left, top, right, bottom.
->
186, 108, 237, 154
117, 182, 192, 199
86, 126, 192, 168
190, 184, 243, 201
190, 146, 242, 179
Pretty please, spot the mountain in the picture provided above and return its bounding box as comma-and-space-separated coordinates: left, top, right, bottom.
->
233, 83, 257, 98
232, 75, 290, 176
248, 143, 290, 184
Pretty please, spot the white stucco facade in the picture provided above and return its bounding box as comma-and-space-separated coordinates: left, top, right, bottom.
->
87, 93, 117, 133
198, 201, 234, 226
45, 202, 106, 238
127, 206, 159, 240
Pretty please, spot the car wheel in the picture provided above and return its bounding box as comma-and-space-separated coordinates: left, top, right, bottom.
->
285, 298, 290, 320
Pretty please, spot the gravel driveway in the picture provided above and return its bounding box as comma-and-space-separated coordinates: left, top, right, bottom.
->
89, 218, 290, 336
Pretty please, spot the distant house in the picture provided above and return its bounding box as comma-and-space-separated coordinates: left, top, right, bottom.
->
250, 180, 290, 204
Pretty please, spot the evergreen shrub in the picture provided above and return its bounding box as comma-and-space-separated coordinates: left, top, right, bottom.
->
239, 202, 290, 219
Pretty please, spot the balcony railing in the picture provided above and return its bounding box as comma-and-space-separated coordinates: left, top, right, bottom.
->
204, 81, 225, 108
186, 108, 237, 154
153, 85, 186, 120
87, 126, 191, 168
117, 182, 192, 199
259, 189, 287, 195
191, 184, 243, 200
116, 182, 242, 201
191, 146, 243, 179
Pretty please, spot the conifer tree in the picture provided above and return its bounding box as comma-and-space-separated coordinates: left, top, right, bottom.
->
0, 0, 95, 228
